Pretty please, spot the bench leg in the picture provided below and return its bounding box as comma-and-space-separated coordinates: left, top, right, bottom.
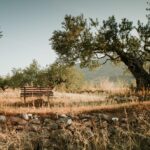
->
24, 95, 26, 104
47, 95, 50, 107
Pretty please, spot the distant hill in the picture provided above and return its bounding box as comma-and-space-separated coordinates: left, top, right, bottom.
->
76, 61, 134, 84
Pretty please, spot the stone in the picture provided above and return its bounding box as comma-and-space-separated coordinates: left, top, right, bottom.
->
58, 117, 68, 123
60, 114, 68, 118
30, 119, 40, 125
29, 124, 40, 132
21, 114, 29, 120
98, 113, 111, 122
79, 114, 93, 119
15, 125, 24, 131
33, 114, 39, 120
67, 119, 72, 126
50, 123, 59, 130
28, 114, 33, 119
44, 118, 52, 124
43, 118, 59, 130
9, 117, 27, 125
112, 117, 119, 122
82, 119, 88, 122
0, 115, 6, 123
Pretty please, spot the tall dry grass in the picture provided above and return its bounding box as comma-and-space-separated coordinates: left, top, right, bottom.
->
0, 78, 149, 115
81, 78, 129, 94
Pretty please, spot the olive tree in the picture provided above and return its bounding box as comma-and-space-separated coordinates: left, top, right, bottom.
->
51, 5, 150, 90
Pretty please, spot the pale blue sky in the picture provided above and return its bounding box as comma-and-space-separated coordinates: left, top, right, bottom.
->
0, 0, 148, 75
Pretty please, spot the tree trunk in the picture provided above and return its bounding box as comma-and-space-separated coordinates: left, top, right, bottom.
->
117, 52, 150, 90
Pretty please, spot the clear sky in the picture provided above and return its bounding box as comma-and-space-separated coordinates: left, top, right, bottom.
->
0, 0, 148, 76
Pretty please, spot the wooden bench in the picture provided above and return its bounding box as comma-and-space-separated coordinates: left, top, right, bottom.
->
20, 87, 53, 103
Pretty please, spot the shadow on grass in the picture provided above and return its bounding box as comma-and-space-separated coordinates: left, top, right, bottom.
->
6, 99, 108, 108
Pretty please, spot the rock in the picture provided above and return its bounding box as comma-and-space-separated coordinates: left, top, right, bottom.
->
79, 114, 94, 119
112, 117, 119, 122
15, 125, 24, 131
33, 114, 39, 120
29, 124, 40, 132
67, 119, 72, 126
9, 117, 27, 125
58, 117, 68, 123
98, 113, 111, 122
43, 118, 59, 130
21, 114, 29, 120
82, 119, 89, 122
60, 114, 68, 118
28, 114, 33, 119
50, 123, 59, 130
0, 115, 6, 123
44, 118, 52, 124
23, 113, 33, 120
30, 119, 40, 125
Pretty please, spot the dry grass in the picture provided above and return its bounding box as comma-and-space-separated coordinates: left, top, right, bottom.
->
81, 78, 129, 94
1, 101, 150, 115
0, 86, 149, 115
0, 100, 150, 150
0, 87, 150, 150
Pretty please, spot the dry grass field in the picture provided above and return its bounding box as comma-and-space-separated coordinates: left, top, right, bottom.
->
0, 85, 150, 150
0, 85, 149, 115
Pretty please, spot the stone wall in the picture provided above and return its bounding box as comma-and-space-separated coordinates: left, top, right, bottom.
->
0, 110, 150, 150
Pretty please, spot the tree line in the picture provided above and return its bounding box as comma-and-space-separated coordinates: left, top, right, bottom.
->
0, 60, 84, 92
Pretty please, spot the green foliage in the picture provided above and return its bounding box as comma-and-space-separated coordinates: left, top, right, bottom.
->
51, 15, 149, 67
9, 68, 25, 88
2, 59, 84, 91
23, 59, 40, 86
9, 60, 43, 88
48, 61, 84, 91
0, 76, 10, 91
50, 3, 150, 90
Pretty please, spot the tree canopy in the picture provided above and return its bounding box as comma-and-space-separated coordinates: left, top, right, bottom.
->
48, 61, 84, 91
51, 4, 150, 90
0, 60, 84, 91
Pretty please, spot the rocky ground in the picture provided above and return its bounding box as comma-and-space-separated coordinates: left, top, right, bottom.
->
0, 104, 150, 150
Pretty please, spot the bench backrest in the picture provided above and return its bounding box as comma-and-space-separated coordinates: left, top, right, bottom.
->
20, 87, 53, 97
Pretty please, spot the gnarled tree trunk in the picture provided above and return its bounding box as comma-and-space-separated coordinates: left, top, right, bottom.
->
117, 51, 150, 90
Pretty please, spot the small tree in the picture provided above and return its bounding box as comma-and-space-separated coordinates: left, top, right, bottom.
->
0, 76, 10, 91
9, 68, 25, 88
9, 60, 41, 88
48, 61, 84, 91
23, 59, 40, 86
